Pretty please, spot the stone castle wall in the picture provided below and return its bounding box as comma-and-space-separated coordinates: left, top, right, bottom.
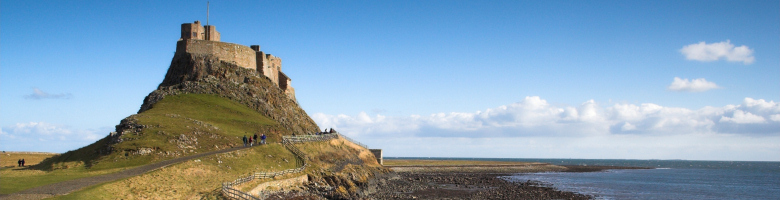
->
204, 25, 220, 41
176, 39, 257, 71
258, 53, 282, 86
176, 21, 295, 102
181, 22, 205, 40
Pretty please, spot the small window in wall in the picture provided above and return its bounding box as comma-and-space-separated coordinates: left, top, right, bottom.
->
192, 32, 197, 37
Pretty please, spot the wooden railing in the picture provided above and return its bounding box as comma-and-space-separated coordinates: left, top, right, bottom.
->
222, 185, 260, 200
284, 133, 338, 143
335, 132, 369, 149
221, 133, 338, 199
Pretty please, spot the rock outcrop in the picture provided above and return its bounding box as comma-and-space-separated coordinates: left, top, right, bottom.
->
136, 52, 319, 135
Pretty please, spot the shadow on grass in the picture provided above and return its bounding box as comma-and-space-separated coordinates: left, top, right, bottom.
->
199, 187, 224, 200
32, 137, 109, 171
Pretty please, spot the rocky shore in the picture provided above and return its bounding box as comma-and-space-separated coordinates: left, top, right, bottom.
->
258, 162, 651, 199
368, 172, 591, 199
362, 164, 651, 199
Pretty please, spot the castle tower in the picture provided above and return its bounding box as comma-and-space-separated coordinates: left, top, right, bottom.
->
251, 45, 295, 102
180, 21, 220, 41
204, 25, 220, 41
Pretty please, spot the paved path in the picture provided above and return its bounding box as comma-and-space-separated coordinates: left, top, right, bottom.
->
0, 146, 253, 200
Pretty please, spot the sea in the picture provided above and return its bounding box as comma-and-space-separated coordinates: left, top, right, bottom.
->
387, 157, 780, 199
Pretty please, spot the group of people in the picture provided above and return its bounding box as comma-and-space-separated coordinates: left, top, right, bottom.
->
17, 159, 25, 167
242, 128, 336, 146
316, 128, 336, 135
243, 133, 266, 147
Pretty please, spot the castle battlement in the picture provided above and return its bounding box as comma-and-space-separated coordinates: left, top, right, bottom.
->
176, 21, 295, 102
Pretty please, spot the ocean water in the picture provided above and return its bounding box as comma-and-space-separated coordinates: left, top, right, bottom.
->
388, 157, 780, 199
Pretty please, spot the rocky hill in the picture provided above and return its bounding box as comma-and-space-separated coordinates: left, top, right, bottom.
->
26, 22, 384, 199
141, 51, 318, 135
36, 51, 321, 171
106, 51, 321, 153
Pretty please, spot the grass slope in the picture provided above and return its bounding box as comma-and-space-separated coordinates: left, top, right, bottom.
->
53, 138, 382, 199
52, 144, 299, 200
1, 152, 59, 168
2, 94, 287, 194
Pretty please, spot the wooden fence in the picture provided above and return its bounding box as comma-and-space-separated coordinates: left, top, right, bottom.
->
334, 132, 369, 149
284, 134, 338, 143
222, 185, 261, 200
221, 133, 337, 200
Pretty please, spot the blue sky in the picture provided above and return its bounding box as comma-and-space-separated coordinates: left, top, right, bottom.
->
2, 0, 778, 161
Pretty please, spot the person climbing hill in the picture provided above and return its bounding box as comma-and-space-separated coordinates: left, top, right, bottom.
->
242, 135, 248, 147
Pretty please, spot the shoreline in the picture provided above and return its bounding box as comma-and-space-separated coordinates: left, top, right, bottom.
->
559, 165, 652, 172
368, 171, 591, 199
366, 160, 652, 199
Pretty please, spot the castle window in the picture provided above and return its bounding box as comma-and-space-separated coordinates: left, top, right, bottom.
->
192, 32, 197, 37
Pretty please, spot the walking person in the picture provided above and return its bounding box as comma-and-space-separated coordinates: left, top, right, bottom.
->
261, 134, 266, 145
253, 133, 258, 145
21, 159, 25, 167
17, 159, 21, 167
242, 135, 248, 147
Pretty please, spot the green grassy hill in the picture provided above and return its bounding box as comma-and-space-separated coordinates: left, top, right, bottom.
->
51, 144, 300, 200
3, 53, 377, 198
1, 94, 294, 194
37, 93, 290, 172
5, 94, 383, 198
50, 137, 383, 199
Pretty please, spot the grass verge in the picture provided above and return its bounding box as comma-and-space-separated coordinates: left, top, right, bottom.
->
0, 167, 123, 194
50, 144, 298, 200
5, 94, 286, 194
0, 152, 59, 168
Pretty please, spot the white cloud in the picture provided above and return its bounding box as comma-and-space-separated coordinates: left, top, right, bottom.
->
680, 40, 755, 64
24, 87, 73, 100
720, 110, 766, 124
621, 122, 637, 131
668, 77, 720, 92
359, 134, 780, 161
313, 96, 780, 138
771, 114, 780, 122
6, 122, 73, 136
0, 122, 108, 152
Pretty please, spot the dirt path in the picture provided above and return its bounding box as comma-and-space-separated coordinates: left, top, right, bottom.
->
0, 146, 252, 200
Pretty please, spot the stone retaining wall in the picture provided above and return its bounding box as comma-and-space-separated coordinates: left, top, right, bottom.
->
369, 149, 383, 165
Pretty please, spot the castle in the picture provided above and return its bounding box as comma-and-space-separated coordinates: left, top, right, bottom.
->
176, 21, 295, 101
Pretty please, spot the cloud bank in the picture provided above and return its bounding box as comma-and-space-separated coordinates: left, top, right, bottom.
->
24, 87, 73, 100
668, 77, 720, 92
0, 122, 107, 152
680, 40, 755, 64
313, 96, 780, 138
